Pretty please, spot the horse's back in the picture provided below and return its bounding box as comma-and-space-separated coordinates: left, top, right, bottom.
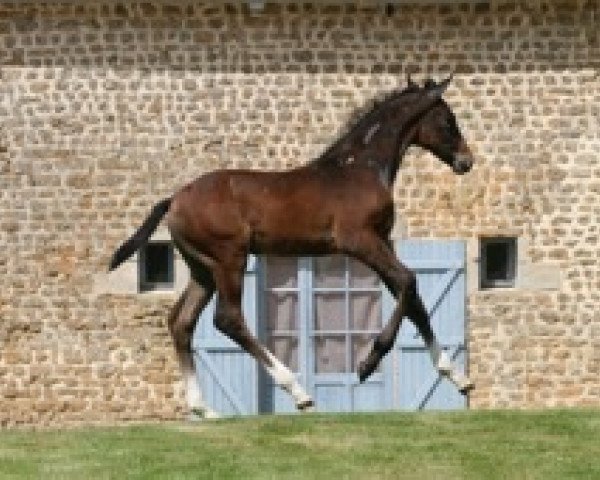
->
168, 165, 393, 257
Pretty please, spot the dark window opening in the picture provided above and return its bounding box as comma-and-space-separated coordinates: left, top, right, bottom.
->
480, 237, 517, 289
139, 242, 174, 292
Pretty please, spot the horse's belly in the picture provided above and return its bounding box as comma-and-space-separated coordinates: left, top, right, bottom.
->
248, 209, 335, 255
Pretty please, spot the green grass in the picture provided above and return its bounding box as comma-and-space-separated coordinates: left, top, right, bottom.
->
1, 410, 599, 479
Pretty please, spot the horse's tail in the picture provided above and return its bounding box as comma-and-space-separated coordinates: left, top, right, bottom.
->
108, 197, 172, 271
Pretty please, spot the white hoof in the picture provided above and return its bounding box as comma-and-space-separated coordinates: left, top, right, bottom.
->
297, 399, 315, 413
437, 351, 454, 376
458, 377, 475, 395
444, 370, 475, 395
189, 407, 221, 421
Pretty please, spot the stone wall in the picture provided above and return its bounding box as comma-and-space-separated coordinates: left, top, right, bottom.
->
1, 0, 599, 426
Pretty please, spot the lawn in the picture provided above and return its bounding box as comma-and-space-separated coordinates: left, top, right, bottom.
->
0, 409, 599, 479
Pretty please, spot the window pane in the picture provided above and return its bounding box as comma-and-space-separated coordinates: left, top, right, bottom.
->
266, 292, 298, 331
314, 293, 346, 331
485, 242, 510, 281
268, 336, 298, 372
350, 292, 381, 331
266, 256, 297, 288
349, 258, 378, 288
142, 243, 173, 284
482, 238, 516, 287
315, 336, 346, 373
314, 255, 346, 288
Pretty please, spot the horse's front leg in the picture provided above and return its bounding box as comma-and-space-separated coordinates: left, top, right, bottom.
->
340, 233, 414, 381
212, 255, 314, 412
406, 293, 474, 394
342, 232, 474, 394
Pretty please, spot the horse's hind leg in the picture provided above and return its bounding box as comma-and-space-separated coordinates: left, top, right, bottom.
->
212, 255, 313, 412
168, 270, 217, 419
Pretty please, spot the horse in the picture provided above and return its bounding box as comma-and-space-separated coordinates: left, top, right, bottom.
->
109, 76, 476, 418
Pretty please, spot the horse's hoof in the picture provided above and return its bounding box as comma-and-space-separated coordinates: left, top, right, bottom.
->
459, 381, 475, 396
189, 407, 220, 421
188, 410, 203, 422
357, 360, 376, 383
297, 399, 315, 412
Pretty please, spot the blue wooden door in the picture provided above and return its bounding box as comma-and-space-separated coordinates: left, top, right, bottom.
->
306, 256, 392, 412
260, 255, 392, 414
393, 240, 467, 410
192, 240, 467, 416
258, 256, 304, 414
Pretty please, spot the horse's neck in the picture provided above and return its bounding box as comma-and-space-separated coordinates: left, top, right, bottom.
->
315, 107, 391, 165
338, 123, 417, 187
386, 123, 419, 183
311, 97, 421, 186
316, 123, 397, 165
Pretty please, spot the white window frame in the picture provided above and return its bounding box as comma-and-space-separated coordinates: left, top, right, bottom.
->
260, 256, 383, 377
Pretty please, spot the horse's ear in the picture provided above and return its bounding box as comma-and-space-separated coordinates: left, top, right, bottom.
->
440, 73, 453, 91
401, 74, 452, 129
426, 74, 453, 99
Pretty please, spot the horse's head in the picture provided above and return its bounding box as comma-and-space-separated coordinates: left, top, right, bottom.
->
317, 76, 474, 179
410, 77, 474, 175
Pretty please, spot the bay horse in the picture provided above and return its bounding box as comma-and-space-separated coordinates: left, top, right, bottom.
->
109, 76, 475, 417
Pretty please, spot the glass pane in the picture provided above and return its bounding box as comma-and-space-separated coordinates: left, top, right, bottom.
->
266, 292, 298, 331
349, 258, 378, 288
268, 336, 298, 372
485, 242, 509, 281
315, 336, 347, 373
351, 334, 378, 373
143, 243, 173, 284
314, 293, 346, 331
314, 255, 346, 288
350, 292, 381, 331
266, 256, 297, 288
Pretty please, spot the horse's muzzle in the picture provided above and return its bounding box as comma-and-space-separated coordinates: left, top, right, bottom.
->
452, 153, 474, 175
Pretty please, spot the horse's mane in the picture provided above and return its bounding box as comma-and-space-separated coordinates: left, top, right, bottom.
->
314, 80, 426, 163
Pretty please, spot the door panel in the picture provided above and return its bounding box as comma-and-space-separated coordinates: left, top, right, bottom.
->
309, 256, 390, 413
259, 256, 302, 414
394, 240, 467, 410
193, 240, 467, 416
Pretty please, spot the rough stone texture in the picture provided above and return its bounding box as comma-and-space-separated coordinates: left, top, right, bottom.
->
1, 0, 599, 426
